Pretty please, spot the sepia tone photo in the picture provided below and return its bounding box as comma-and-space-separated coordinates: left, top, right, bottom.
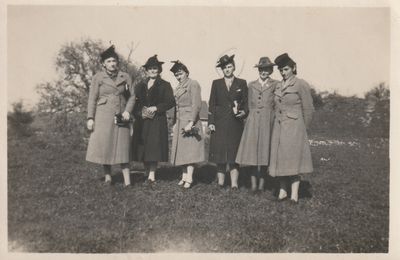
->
2, 0, 397, 258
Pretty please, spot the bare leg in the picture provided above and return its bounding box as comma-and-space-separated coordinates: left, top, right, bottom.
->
290, 175, 300, 202
121, 163, 131, 186
217, 164, 226, 186
278, 177, 288, 199
258, 166, 267, 191
250, 166, 258, 191
230, 164, 239, 189
179, 166, 188, 185
184, 164, 194, 188
103, 165, 112, 183
148, 162, 157, 181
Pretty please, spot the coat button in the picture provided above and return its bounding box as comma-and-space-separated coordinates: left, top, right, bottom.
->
258, 97, 261, 99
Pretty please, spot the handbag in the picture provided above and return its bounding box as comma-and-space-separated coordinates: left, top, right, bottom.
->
114, 113, 132, 127
142, 106, 156, 119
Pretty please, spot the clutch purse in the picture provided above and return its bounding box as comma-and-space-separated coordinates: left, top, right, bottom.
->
142, 106, 156, 119
114, 113, 132, 127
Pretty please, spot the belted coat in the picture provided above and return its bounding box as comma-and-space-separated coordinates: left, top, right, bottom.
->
208, 77, 248, 164
236, 78, 278, 166
269, 76, 314, 176
86, 70, 135, 165
170, 78, 205, 166
131, 76, 175, 162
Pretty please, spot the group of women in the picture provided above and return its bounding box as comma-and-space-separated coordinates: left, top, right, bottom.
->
85, 45, 314, 204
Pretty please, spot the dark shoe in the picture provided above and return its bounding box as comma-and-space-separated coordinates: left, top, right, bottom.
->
124, 183, 132, 188
231, 186, 239, 192
290, 199, 299, 205
217, 184, 224, 189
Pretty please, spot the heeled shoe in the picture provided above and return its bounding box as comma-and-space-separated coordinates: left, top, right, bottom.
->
276, 196, 288, 202
290, 199, 299, 205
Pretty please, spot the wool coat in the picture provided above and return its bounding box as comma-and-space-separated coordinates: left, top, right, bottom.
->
86, 70, 135, 165
236, 78, 278, 166
269, 76, 314, 177
170, 78, 205, 166
208, 77, 248, 164
131, 76, 175, 162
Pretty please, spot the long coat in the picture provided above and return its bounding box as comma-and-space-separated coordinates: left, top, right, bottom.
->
170, 78, 205, 166
269, 76, 314, 177
86, 70, 135, 165
236, 78, 278, 166
208, 77, 248, 164
131, 76, 175, 162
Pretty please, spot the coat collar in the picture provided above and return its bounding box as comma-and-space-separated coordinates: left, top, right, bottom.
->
253, 77, 273, 93
99, 70, 127, 88
174, 78, 191, 99
275, 76, 298, 98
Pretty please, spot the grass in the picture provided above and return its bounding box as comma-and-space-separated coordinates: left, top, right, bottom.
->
7, 96, 389, 253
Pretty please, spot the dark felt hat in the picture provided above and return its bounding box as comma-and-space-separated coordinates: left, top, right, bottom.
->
143, 55, 164, 69
216, 54, 235, 68
254, 57, 275, 68
170, 60, 188, 74
274, 53, 296, 69
100, 45, 119, 62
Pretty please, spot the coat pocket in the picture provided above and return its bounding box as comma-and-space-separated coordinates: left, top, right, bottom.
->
286, 111, 299, 120
97, 97, 108, 106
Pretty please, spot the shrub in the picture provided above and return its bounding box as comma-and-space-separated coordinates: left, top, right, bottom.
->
7, 101, 35, 137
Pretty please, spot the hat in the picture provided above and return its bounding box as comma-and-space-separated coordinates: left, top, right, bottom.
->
143, 55, 164, 69
100, 45, 119, 62
216, 54, 235, 68
254, 57, 275, 68
170, 60, 189, 74
274, 53, 296, 69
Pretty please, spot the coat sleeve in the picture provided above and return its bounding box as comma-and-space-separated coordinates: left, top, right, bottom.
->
190, 80, 202, 123
156, 82, 176, 113
298, 80, 315, 129
124, 75, 136, 113
87, 74, 100, 120
241, 80, 249, 117
132, 83, 143, 119
208, 81, 217, 126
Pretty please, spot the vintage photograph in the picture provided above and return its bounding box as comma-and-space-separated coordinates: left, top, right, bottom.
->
4, 0, 393, 255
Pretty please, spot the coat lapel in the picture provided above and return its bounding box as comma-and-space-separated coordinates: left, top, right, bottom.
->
174, 78, 190, 100
281, 76, 297, 94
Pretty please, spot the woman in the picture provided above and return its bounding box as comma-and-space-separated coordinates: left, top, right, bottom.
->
86, 45, 135, 187
170, 60, 205, 189
269, 53, 314, 204
236, 57, 278, 193
208, 54, 248, 190
131, 55, 175, 185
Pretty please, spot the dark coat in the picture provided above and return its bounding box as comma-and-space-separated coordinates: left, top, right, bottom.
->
208, 77, 248, 164
131, 76, 175, 162
86, 70, 135, 165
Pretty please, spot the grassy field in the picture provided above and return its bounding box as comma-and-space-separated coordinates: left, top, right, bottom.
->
7, 98, 389, 253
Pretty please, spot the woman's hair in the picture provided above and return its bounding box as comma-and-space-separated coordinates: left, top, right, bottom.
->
222, 61, 235, 69
287, 60, 297, 75
179, 64, 190, 75
146, 64, 163, 73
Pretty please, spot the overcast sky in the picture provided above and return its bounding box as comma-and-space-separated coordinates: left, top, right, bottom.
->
7, 5, 390, 108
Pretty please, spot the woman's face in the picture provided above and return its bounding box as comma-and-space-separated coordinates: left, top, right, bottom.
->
222, 63, 235, 78
174, 69, 188, 83
102, 57, 118, 72
279, 65, 295, 80
146, 66, 160, 79
258, 67, 273, 80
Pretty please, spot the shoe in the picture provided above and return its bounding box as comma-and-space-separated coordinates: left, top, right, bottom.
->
276, 196, 288, 202
144, 179, 156, 186
217, 183, 224, 189
183, 182, 192, 189
290, 199, 299, 205
231, 186, 239, 192
124, 183, 132, 188
178, 179, 185, 186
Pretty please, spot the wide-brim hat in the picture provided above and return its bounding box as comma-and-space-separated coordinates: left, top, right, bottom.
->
274, 53, 296, 69
216, 54, 235, 68
143, 54, 164, 69
170, 60, 187, 74
100, 45, 119, 62
254, 57, 275, 68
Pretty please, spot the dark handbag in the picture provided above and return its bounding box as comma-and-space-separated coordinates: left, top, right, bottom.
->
114, 113, 132, 127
